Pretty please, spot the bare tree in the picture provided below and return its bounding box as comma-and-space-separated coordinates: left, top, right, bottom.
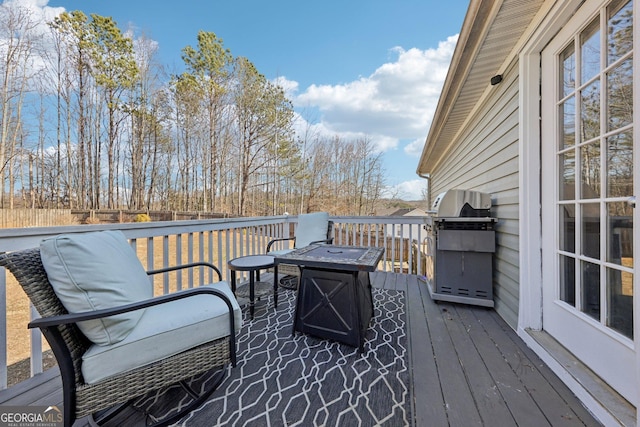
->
124, 32, 167, 210
0, 2, 42, 208
89, 14, 138, 208
231, 57, 295, 216
181, 31, 232, 212
49, 11, 93, 208
0, 6, 391, 215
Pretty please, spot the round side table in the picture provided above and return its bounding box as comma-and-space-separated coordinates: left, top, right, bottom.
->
228, 255, 275, 319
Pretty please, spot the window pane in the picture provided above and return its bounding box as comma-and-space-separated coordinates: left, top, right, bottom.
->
581, 20, 601, 83
560, 255, 576, 306
607, 267, 633, 339
581, 141, 601, 197
581, 260, 601, 320
560, 205, 576, 253
561, 44, 576, 97
561, 96, 576, 148
607, 202, 633, 265
581, 80, 601, 142
607, 130, 633, 197
608, 0, 633, 65
582, 203, 600, 259
607, 58, 633, 131
560, 150, 576, 200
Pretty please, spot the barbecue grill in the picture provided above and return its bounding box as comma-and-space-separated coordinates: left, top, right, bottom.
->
425, 189, 497, 307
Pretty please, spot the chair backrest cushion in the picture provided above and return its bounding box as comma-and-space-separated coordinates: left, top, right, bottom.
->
295, 212, 330, 248
40, 230, 152, 346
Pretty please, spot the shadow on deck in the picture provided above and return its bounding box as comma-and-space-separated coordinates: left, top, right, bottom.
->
0, 272, 601, 426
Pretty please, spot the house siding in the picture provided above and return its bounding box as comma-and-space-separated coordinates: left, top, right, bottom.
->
429, 60, 520, 329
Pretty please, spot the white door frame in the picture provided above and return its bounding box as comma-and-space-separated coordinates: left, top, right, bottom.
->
518, 0, 639, 424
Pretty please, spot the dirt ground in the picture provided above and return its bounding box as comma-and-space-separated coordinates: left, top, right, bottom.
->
6, 274, 48, 386
7, 349, 57, 388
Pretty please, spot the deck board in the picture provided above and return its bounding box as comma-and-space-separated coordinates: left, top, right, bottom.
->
418, 280, 484, 426
404, 273, 449, 427
444, 304, 516, 425
453, 304, 551, 427
0, 272, 601, 426
0, 367, 61, 405
472, 308, 600, 426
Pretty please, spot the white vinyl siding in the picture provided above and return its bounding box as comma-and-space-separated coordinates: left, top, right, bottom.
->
429, 60, 521, 328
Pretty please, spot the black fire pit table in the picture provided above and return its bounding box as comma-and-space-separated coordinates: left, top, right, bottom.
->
274, 244, 384, 353
228, 255, 275, 319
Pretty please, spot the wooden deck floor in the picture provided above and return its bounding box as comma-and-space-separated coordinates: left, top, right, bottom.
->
0, 272, 601, 426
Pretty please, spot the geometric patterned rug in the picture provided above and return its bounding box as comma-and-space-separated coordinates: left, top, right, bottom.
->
162, 287, 411, 426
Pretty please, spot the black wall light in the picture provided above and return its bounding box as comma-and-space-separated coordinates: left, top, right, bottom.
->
490, 74, 503, 85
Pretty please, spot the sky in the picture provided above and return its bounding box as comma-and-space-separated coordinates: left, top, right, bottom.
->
14, 0, 470, 200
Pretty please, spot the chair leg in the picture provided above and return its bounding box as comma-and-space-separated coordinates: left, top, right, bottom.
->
144, 366, 228, 427
88, 365, 228, 427
274, 264, 278, 307
88, 402, 133, 426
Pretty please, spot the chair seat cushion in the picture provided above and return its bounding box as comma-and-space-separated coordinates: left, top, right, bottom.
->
40, 230, 152, 346
81, 282, 242, 384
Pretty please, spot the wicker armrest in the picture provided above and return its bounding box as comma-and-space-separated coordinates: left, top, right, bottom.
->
266, 237, 295, 253
28, 287, 236, 333
147, 261, 223, 282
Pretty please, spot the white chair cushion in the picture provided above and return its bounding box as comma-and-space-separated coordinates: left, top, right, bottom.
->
294, 212, 329, 248
40, 230, 152, 346
81, 282, 242, 384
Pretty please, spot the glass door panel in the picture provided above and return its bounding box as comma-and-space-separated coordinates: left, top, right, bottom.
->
542, 0, 636, 404
556, 1, 634, 338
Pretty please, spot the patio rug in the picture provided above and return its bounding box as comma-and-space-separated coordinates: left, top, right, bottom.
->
126, 287, 410, 427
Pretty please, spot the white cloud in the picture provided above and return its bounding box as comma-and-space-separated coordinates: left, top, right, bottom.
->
0, 0, 65, 87
3, 0, 60, 16
0, 0, 65, 37
383, 179, 428, 201
281, 36, 457, 193
273, 75, 299, 99
404, 137, 425, 157
293, 35, 458, 151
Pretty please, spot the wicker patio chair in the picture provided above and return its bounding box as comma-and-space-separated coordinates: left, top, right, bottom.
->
267, 212, 334, 299
0, 240, 239, 427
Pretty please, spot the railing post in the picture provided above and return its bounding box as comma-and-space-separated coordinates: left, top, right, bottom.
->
284, 214, 292, 241
0, 270, 6, 389
29, 305, 42, 377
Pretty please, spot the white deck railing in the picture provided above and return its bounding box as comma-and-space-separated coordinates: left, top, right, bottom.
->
0, 214, 427, 390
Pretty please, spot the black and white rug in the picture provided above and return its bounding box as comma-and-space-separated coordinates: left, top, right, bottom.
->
128, 288, 410, 427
